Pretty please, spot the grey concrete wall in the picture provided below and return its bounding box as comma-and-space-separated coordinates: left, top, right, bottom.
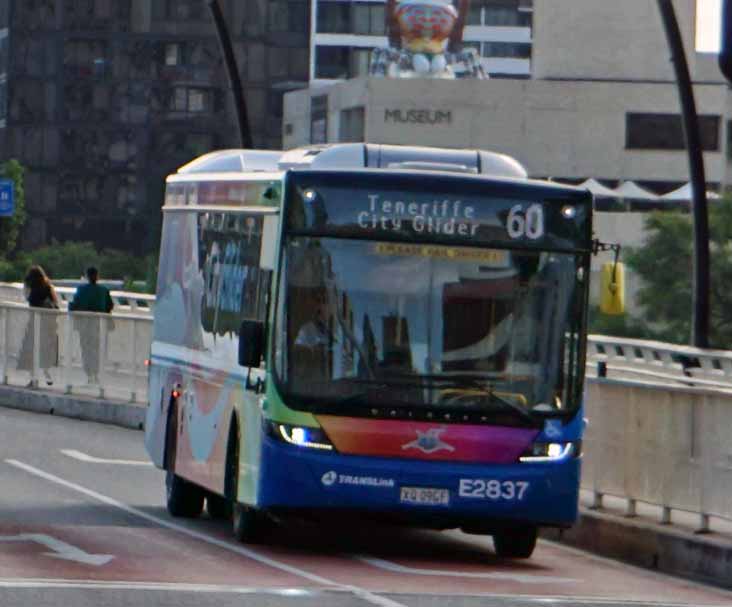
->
532, 0, 725, 84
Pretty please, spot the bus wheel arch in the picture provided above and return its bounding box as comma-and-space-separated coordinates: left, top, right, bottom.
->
163, 392, 204, 518
225, 411, 270, 543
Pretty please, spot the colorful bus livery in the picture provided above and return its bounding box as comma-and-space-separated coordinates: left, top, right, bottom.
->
145, 143, 592, 559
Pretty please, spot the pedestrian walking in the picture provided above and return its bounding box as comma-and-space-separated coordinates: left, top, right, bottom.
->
69, 266, 114, 384
17, 265, 60, 386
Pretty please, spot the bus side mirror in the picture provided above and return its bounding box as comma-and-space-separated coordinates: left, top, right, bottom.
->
720, 0, 732, 83
239, 320, 264, 368
600, 261, 625, 315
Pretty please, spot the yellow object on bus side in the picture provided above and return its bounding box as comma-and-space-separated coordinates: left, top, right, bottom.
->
600, 261, 625, 315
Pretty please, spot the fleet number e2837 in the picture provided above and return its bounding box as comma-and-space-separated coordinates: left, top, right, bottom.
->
458, 479, 530, 500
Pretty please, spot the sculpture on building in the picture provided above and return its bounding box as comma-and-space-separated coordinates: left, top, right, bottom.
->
370, 0, 486, 79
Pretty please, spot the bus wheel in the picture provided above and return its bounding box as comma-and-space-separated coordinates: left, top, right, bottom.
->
492, 526, 538, 559
165, 470, 204, 518
206, 493, 232, 520
232, 503, 268, 543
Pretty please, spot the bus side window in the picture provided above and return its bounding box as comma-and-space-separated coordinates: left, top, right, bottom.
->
199, 212, 273, 355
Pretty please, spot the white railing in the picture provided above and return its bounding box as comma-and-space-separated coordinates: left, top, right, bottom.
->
2, 294, 732, 532
0, 282, 154, 315
586, 334, 732, 391
0, 302, 152, 404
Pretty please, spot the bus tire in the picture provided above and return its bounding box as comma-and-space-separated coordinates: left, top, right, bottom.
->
492, 526, 538, 559
166, 470, 204, 518
232, 503, 267, 543
206, 493, 232, 520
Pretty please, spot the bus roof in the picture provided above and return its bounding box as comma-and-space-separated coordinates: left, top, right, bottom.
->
175, 143, 529, 180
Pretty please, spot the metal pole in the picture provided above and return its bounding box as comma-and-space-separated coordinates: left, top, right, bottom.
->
656, 0, 710, 348
207, 0, 253, 149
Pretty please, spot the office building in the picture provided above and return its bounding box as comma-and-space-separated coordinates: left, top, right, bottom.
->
0, 0, 309, 252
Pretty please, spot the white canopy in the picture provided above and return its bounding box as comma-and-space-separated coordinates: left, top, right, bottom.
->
660, 182, 720, 201
577, 178, 617, 198
614, 181, 659, 201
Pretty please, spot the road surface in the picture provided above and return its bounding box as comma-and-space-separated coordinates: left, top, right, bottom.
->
1, 406, 730, 607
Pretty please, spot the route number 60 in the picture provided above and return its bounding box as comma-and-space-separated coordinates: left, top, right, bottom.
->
507, 204, 544, 240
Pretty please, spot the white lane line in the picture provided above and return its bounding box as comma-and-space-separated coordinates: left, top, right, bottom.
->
4, 459, 407, 607
61, 449, 153, 466
0, 580, 721, 607
0, 579, 316, 595
357, 556, 578, 584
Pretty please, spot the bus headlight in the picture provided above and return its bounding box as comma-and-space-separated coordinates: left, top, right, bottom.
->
265, 421, 334, 451
519, 441, 581, 462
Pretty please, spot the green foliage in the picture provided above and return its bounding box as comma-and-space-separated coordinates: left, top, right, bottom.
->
626, 200, 732, 348
0, 241, 156, 292
0, 159, 27, 257
23, 241, 99, 280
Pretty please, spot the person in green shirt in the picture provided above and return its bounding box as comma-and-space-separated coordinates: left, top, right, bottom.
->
69, 267, 114, 384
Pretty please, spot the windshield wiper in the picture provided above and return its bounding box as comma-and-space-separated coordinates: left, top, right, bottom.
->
391, 373, 535, 424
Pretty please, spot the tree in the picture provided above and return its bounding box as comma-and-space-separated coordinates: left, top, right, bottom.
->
626, 200, 732, 348
0, 159, 26, 258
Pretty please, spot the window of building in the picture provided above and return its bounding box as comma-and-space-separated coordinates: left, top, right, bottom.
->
351, 48, 371, 77
65, 0, 130, 29
467, 0, 532, 27
64, 39, 109, 78
317, 1, 384, 34
152, 0, 204, 20
170, 87, 211, 113
481, 41, 531, 59
339, 106, 365, 142
315, 46, 349, 79
317, 1, 350, 33
315, 45, 371, 79
626, 113, 721, 151
310, 95, 328, 143
0, 1, 8, 28
165, 43, 181, 66
353, 3, 386, 35
270, 0, 309, 33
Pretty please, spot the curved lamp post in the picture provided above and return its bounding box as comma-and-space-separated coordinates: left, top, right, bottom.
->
656, 0, 710, 348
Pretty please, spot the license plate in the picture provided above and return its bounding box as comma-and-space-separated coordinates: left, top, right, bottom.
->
400, 486, 449, 506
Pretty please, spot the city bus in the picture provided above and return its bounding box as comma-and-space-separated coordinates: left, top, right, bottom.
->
144, 143, 592, 559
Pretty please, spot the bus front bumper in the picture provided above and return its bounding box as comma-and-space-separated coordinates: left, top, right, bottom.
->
258, 435, 580, 529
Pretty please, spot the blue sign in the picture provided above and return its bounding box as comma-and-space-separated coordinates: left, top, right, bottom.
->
0, 180, 14, 217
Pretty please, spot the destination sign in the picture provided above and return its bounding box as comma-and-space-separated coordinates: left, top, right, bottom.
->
284, 171, 591, 251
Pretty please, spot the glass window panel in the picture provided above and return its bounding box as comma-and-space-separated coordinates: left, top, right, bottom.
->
626, 113, 720, 151
353, 3, 371, 35
317, 1, 350, 33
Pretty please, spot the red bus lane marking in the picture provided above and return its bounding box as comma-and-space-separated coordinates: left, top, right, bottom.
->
4, 459, 407, 607
7, 459, 732, 606
0, 523, 309, 586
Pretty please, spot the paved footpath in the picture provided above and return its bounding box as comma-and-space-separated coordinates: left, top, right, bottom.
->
2, 407, 732, 607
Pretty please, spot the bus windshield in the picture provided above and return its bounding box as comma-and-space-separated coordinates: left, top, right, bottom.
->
274, 237, 585, 422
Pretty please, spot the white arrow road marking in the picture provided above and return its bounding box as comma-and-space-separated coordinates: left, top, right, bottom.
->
0, 534, 114, 566
61, 449, 153, 466
357, 556, 578, 584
